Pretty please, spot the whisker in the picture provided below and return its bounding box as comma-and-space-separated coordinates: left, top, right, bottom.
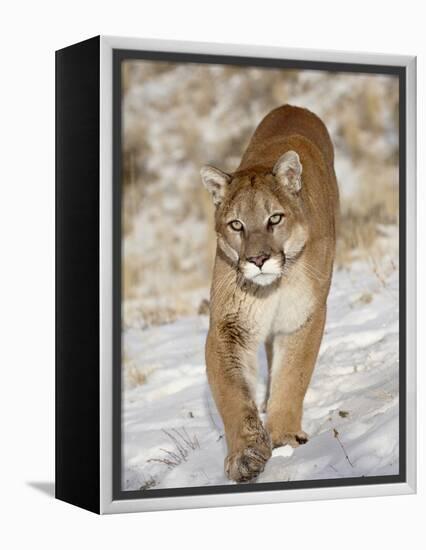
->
212, 269, 236, 301
298, 261, 328, 282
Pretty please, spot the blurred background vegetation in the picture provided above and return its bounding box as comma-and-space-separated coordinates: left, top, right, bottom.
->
121, 60, 399, 329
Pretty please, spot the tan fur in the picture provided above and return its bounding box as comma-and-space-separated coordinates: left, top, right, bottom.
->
201, 105, 339, 482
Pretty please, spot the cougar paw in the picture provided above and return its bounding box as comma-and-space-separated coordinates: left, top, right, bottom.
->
271, 430, 309, 449
225, 443, 272, 482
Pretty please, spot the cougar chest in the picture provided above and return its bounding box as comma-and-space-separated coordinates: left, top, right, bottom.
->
270, 267, 316, 335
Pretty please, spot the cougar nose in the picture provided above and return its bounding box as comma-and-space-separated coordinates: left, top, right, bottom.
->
247, 253, 270, 268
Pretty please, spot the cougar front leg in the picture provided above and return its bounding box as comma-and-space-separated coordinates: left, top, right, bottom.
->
266, 306, 326, 448
261, 338, 273, 413
206, 329, 272, 482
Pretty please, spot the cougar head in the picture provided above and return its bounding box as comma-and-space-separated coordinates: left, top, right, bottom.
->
201, 152, 308, 287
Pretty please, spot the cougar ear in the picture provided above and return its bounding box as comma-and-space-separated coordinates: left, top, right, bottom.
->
273, 151, 302, 193
200, 165, 231, 206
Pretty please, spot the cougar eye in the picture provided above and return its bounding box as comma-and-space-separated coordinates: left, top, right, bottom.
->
229, 220, 243, 231
268, 213, 284, 226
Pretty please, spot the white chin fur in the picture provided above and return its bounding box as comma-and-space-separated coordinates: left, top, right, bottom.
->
241, 257, 282, 286
249, 273, 280, 286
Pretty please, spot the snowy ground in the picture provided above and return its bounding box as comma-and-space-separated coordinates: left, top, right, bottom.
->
122, 257, 399, 491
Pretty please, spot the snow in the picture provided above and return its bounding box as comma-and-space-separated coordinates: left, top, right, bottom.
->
122, 257, 399, 491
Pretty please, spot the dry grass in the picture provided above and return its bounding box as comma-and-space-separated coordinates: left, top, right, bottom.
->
336, 164, 398, 266
139, 475, 157, 490
147, 428, 200, 469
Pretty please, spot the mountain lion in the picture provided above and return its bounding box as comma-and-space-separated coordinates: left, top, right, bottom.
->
200, 105, 339, 482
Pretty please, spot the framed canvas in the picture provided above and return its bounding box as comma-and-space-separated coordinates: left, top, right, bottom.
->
55, 36, 417, 514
